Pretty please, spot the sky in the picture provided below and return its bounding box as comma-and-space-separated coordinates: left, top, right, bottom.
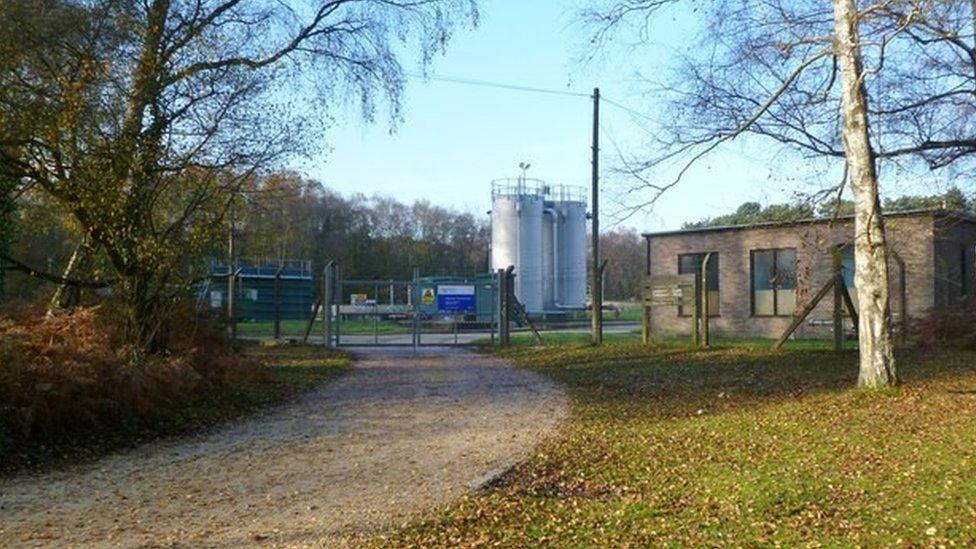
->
293, 0, 948, 233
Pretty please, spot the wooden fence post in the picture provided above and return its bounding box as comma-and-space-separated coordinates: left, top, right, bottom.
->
832, 247, 844, 352
642, 304, 652, 345
700, 253, 712, 349
693, 275, 702, 348
273, 262, 285, 340
322, 262, 333, 348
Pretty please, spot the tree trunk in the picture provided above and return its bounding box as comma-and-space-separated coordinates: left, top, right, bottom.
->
0, 179, 13, 299
122, 270, 162, 359
46, 240, 89, 315
832, 0, 897, 387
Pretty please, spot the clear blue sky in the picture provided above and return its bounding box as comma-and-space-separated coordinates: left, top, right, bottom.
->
296, 0, 952, 232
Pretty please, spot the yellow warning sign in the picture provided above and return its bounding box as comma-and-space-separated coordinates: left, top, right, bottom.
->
421, 287, 435, 305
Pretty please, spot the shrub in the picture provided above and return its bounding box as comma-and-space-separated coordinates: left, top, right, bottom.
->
0, 303, 260, 440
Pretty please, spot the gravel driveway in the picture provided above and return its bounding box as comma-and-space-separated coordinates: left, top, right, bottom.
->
0, 347, 568, 547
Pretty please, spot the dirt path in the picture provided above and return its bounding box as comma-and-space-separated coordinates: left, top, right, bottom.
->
0, 348, 568, 547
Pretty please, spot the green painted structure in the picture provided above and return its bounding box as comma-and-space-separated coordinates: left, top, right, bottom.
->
209, 260, 314, 322
417, 273, 497, 322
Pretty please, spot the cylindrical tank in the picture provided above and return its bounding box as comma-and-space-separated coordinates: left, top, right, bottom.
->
489, 196, 518, 275
490, 186, 544, 313
557, 200, 587, 308
541, 207, 556, 310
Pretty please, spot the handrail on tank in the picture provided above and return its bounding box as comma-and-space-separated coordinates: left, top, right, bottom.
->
549, 184, 587, 204
491, 178, 587, 204
491, 178, 547, 199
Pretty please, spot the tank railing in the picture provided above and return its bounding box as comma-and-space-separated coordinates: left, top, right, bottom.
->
491, 179, 587, 204
491, 178, 548, 199
549, 184, 587, 204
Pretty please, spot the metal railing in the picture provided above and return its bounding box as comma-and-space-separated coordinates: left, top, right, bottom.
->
490, 179, 586, 204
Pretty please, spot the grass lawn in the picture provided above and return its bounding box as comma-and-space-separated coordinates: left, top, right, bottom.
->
236, 318, 413, 337
610, 307, 642, 322
0, 344, 349, 475
501, 330, 856, 351
388, 341, 976, 546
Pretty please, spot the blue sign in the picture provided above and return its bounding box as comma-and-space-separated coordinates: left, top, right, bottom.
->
437, 284, 475, 313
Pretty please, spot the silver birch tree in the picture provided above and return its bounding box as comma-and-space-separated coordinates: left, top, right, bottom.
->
832, 0, 897, 386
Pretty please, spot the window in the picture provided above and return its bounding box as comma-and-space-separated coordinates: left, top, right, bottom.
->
678, 252, 720, 316
751, 248, 797, 316
840, 245, 855, 291
838, 244, 858, 314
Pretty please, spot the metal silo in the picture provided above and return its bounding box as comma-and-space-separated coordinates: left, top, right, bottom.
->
490, 180, 545, 313
541, 207, 556, 310
555, 188, 588, 309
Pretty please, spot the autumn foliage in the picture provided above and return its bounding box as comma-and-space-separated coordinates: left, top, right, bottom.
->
0, 304, 259, 441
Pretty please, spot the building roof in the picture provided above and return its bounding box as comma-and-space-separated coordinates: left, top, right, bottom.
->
642, 208, 976, 239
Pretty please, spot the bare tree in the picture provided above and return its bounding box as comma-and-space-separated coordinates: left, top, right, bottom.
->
583, 0, 976, 386
601, 228, 645, 301
833, 0, 896, 385
0, 0, 477, 354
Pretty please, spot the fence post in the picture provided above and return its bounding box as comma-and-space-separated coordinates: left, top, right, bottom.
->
700, 253, 711, 349
227, 267, 239, 341
323, 262, 333, 349
374, 281, 380, 345
273, 263, 285, 339
499, 267, 512, 347
412, 267, 420, 350
643, 249, 652, 346
498, 269, 506, 347
693, 275, 702, 348
227, 208, 237, 341
832, 247, 844, 352
642, 305, 652, 345
490, 270, 498, 346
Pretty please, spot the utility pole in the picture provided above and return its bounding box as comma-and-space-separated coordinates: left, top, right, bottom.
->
591, 87, 603, 345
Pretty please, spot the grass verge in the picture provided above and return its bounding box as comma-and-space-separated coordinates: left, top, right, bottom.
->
387, 341, 976, 546
497, 330, 855, 351
0, 344, 349, 475
236, 318, 413, 337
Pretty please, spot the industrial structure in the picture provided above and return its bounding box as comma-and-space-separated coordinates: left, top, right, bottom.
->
209, 259, 314, 322
642, 209, 976, 339
489, 179, 588, 314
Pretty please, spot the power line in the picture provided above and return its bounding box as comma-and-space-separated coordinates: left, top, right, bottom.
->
600, 96, 656, 124
405, 71, 592, 98
406, 71, 655, 128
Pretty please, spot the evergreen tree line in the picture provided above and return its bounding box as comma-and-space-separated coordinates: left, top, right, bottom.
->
683, 187, 973, 229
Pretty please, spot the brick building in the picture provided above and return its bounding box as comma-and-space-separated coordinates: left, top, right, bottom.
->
642, 209, 976, 339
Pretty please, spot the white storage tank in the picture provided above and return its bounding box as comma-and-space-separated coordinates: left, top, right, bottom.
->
490, 180, 587, 314
541, 207, 557, 310
556, 198, 587, 309
490, 180, 545, 313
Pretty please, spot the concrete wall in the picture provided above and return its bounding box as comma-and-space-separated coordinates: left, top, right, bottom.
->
645, 214, 951, 339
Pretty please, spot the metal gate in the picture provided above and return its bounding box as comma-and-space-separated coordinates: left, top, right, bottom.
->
325, 267, 499, 347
